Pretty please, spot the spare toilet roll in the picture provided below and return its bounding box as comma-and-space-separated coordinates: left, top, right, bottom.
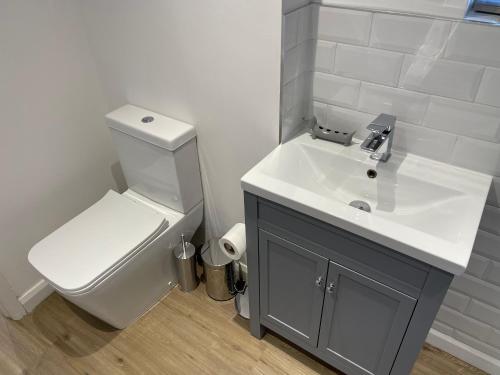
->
219, 223, 246, 260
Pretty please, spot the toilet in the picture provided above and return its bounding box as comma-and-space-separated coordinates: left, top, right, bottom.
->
28, 104, 204, 329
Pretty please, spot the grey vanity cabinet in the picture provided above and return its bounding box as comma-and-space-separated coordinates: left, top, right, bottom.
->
244, 193, 453, 375
259, 229, 417, 375
318, 261, 416, 375
258, 230, 328, 350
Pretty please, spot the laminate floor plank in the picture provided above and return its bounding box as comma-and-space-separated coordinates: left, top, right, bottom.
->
0, 285, 488, 374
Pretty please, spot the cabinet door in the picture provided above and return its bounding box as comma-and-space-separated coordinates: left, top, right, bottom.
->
259, 230, 328, 349
318, 261, 416, 375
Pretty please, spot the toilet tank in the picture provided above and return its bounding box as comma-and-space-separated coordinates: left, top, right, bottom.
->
105, 105, 203, 214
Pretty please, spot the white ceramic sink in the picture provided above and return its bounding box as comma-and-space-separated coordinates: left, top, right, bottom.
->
241, 133, 492, 274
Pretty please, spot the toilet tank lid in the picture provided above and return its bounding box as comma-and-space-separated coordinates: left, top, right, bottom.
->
106, 104, 196, 151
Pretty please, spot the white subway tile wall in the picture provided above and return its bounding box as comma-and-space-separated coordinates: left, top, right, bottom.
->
480, 206, 500, 236
317, 7, 372, 45
282, 4, 500, 361
392, 121, 457, 162
465, 254, 490, 278
487, 178, 500, 207
424, 97, 500, 142
436, 306, 492, 341
297, 5, 317, 44
325, 105, 373, 135
283, 10, 300, 52
335, 44, 404, 86
467, 300, 500, 329
450, 275, 500, 311
314, 40, 336, 73
317, 0, 467, 19
476, 68, 500, 108
442, 289, 470, 313
370, 13, 451, 56
474, 230, 500, 262
444, 22, 500, 68
283, 0, 310, 14
358, 83, 429, 124
485, 262, 500, 286
281, 4, 317, 142
451, 137, 500, 176
399, 56, 484, 101
313, 72, 360, 108
490, 330, 500, 350
313, 101, 327, 125
454, 331, 500, 359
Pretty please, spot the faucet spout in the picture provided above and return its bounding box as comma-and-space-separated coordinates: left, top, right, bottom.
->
360, 113, 396, 162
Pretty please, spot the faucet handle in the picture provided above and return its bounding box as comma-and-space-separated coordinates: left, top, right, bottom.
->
367, 123, 388, 134
367, 113, 396, 133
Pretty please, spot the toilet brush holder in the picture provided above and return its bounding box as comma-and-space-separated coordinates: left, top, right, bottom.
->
174, 234, 199, 292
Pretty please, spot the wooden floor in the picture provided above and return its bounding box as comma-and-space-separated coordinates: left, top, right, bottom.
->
0, 284, 487, 375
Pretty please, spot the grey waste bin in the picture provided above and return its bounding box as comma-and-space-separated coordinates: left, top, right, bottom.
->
201, 239, 235, 301
174, 234, 199, 292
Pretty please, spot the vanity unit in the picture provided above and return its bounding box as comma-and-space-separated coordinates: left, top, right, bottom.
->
241, 133, 491, 375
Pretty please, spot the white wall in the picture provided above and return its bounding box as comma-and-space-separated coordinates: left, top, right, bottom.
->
0, 0, 281, 313
79, 0, 282, 238
0, 0, 119, 305
281, 4, 316, 142
287, 3, 500, 371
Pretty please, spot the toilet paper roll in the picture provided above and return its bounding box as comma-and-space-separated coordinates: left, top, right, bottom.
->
219, 223, 246, 260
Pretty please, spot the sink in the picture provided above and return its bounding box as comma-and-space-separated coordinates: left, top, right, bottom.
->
241, 133, 492, 274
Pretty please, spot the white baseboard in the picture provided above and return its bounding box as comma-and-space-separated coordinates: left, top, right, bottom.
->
18, 279, 53, 313
427, 328, 500, 374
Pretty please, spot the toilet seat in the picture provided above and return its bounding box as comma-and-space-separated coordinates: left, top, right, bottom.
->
28, 190, 169, 295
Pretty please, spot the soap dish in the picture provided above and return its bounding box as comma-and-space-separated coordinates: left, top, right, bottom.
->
310, 121, 355, 146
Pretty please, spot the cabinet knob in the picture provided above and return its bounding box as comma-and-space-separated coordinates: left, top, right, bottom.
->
315, 276, 324, 288
326, 283, 335, 294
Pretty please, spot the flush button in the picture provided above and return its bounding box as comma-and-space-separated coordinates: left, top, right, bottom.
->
141, 116, 154, 124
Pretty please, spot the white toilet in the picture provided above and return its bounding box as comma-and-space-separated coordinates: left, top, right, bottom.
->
28, 104, 204, 329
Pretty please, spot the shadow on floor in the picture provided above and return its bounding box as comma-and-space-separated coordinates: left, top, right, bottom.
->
231, 314, 344, 375
31, 293, 120, 357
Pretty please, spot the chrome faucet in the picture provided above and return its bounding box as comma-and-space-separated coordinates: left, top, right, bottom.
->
360, 113, 396, 162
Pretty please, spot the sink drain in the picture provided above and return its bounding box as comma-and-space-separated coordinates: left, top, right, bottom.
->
349, 200, 371, 212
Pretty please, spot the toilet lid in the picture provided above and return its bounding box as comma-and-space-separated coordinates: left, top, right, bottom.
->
28, 190, 169, 293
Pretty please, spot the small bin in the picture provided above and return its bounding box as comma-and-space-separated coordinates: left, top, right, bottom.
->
201, 239, 235, 301
174, 235, 199, 292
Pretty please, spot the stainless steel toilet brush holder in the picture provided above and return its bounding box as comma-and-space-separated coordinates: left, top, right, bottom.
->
174, 234, 199, 292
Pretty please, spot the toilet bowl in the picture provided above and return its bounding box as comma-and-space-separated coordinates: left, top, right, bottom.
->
28, 105, 204, 328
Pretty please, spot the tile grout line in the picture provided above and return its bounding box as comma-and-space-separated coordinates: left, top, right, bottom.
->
395, 53, 407, 88
472, 66, 487, 103
366, 11, 375, 47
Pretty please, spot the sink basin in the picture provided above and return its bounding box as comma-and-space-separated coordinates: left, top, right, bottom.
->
241, 133, 492, 274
